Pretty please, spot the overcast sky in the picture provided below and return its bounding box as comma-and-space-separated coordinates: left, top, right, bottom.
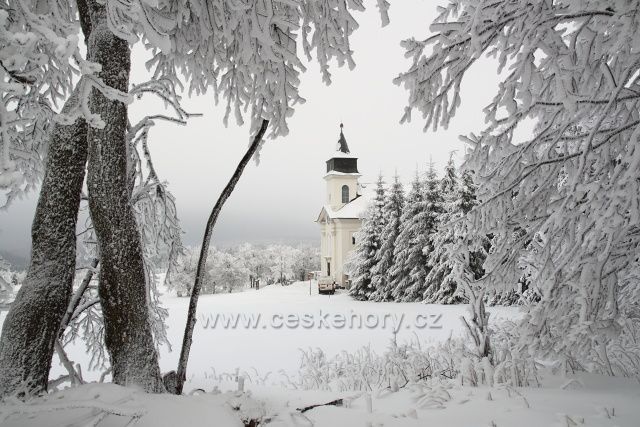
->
0, 1, 509, 263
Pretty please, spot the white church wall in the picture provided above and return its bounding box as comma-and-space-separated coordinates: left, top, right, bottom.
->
325, 173, 361, 209
334, 218, 361, 287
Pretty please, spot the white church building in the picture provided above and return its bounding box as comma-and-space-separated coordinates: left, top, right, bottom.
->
316, 124, 368, 288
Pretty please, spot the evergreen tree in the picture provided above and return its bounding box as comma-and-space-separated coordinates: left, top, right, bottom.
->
425, 156, 463, 304
348, 174, 385, 300
389, 167, 437, 302
402, 162, 443, 301
370, 174, 405, 302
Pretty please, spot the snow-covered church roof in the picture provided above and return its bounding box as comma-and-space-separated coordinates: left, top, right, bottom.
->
316, 179, 375, 222
317, 194, 369, 221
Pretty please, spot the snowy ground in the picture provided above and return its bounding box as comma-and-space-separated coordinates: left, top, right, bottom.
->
157, 281, 517, 388
2, 282, 640, 426
45, 280, 517, 387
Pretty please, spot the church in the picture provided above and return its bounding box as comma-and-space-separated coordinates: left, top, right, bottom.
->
316, 124, 368, 288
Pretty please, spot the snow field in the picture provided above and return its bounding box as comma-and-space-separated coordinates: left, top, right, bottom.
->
2, 282, 639, 426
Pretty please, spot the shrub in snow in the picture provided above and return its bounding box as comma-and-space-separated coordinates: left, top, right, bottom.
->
294, 325, 538, 394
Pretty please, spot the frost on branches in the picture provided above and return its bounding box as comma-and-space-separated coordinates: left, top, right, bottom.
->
1, 0, 389, 204
139, 0, 389, 137
0, 2, 79, 205
396, 0, 640, 375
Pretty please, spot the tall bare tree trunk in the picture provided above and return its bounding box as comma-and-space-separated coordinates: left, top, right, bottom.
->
174, 120, 268, 395
85, 0, 164, 392
0, 89, 88, 397
0, 2, 94, 398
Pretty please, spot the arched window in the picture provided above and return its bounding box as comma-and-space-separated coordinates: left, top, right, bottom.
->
341, 185, 350, 203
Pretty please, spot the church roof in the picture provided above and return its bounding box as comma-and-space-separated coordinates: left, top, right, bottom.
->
316, 194, 369, 222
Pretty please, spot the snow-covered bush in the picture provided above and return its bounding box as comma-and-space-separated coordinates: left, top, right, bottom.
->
295, 325, 539, 393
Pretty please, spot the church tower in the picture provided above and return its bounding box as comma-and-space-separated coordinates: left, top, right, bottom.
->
324, 124, 360, 210
316, 124, 366, 288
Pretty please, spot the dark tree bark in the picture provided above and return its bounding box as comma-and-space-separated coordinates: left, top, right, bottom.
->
85, 0, 164, 392
174, 119, 269, 395
0, 88, 88, 397
0, 2, 95, 398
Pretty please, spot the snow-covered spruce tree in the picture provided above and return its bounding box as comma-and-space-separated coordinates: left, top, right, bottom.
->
425, 162, 489, 305
404, 161, 443, 300
348, 174, 385, 300
396, 0, 640, 374
389, 167, 438, 302
370, 174, 405, 302
424, 156, 464, 304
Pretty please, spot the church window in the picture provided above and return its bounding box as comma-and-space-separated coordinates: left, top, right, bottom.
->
352, 235, 356, 245
341, 185, 349, 203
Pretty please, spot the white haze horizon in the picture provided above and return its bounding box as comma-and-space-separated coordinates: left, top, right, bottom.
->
0, 0, 531, 266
